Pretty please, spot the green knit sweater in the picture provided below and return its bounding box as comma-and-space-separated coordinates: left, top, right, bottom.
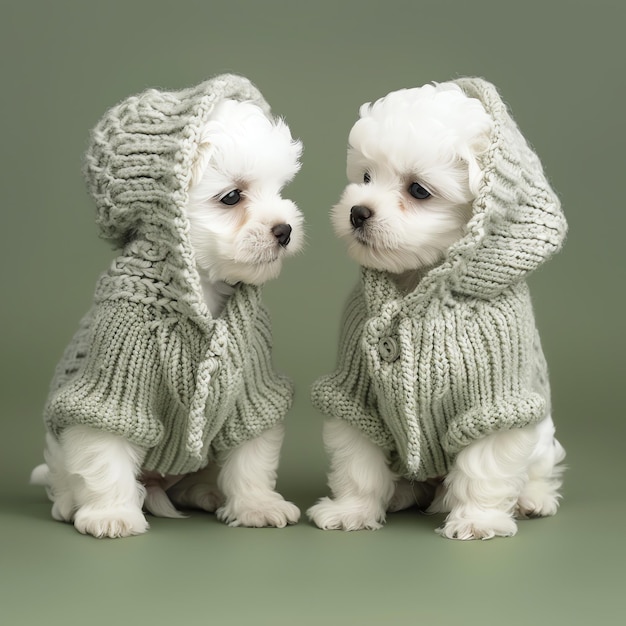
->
44, 75, 293, 476
311, 78, 567, 481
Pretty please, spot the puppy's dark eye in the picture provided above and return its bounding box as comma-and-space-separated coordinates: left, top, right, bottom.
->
408, 182, 431, 200
363, 172, 371, 184
220, 189, 241, 206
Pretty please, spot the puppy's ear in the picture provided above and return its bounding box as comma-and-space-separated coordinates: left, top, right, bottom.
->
190, 141, 214, 188
461, 132, 491, 197
464, 150, 484, 197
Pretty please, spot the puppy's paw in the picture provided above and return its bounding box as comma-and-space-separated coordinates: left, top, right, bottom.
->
516, 481, 561, 519
437, 509, 517, 540
217, 495, 300, 528
74, 507, 149, 538
307, 497, 386, 531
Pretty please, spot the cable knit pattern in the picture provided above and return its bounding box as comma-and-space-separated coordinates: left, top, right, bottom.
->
311, 77, 566, 481
44, 75, 292, 476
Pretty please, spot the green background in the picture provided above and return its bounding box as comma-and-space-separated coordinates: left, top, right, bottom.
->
1, 1, 624, 624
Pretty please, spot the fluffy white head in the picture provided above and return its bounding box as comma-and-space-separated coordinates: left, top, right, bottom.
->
185, 99, 303, 285
331, 82, 493, 274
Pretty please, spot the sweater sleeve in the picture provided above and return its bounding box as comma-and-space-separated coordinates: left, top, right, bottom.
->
44, 299, 165, 448
209, 295, 294, 453
311, 283, 395, 450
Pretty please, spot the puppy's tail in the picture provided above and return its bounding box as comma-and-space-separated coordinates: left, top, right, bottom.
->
144, 485, 187, 519
30, 463, 50, 486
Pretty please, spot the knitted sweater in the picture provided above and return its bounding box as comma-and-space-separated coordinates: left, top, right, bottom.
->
311, 78, 567, 481
44, 75, 293, 476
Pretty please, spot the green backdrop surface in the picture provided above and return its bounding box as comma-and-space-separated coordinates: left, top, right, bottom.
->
1, 1, 624, 624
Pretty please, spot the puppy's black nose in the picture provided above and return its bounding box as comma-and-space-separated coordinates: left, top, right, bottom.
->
272, 223, 292, 247
350, 205, 372, 229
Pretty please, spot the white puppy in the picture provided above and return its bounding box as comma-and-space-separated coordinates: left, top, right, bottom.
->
32, 93, 303, 537
163, 100, 303, 527
308, 81, 566, 540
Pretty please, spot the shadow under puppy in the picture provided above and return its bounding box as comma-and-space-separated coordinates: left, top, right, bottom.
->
31, 74, 303, 538
308, 78, 567, 540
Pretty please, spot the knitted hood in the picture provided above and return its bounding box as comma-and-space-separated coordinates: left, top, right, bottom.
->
45, 76, 293, 473
363, 77, 566, 311
83, 74, 271, 323
454, 77, 566, 296
86, 74, 270, 247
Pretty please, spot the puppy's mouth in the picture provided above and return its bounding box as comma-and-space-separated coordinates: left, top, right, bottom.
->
352, 228, 372, 246
234, 243, 287, 267
351, 224, 385, 251
235, 222, 297, 265
251, 254, 281, 266
346, 219, 401, 256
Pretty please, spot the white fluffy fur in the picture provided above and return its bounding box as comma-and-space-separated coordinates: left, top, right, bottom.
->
332, 83, 491, 275
187, 99, 304, 289
308, 83, 565, 540
32, 100, 303, 537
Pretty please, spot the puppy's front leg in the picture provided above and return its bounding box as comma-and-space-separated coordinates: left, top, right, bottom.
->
434, 423, 543, 540
216, 424, 300, 528
57, 425, 148, 538
307, 419, 396, 530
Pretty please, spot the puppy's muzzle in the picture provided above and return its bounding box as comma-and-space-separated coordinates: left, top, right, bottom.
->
350, 205, 372, 229
272, 223, 292, 248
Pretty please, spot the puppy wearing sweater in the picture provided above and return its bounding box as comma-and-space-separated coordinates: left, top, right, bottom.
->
309, 79, 567, 540
31, 75, 303, 537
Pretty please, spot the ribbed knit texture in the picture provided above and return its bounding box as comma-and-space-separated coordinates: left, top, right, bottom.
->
44, 75, 292, 476
311, 77, 567, 481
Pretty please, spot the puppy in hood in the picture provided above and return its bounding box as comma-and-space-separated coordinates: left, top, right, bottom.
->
309, 78, 567, 540
32, 74, 303, 537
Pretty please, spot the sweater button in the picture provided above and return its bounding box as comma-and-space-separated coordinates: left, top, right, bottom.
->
378, 336, 399, 362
